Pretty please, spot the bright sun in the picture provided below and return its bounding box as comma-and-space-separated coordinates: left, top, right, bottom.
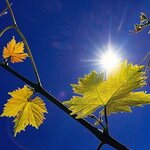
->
99, 45, 122, 73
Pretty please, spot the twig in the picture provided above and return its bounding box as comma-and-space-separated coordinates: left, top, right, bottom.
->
88, 114, 105, 130
14, 26, 42, 86
0, 25, 14, 38
104, 105, 108, 132
5, 0, 16, 26
0, 3, 12, 17
97, 142, 105, 150
5, 0, 42, 86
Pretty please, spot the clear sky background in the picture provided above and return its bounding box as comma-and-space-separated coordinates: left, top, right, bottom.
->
0, 0, 150, 150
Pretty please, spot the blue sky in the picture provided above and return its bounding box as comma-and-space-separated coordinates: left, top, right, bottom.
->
1, 0, 150, 150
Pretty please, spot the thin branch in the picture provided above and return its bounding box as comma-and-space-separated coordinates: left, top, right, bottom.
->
5, 0, 16, 26
88, 114, 105, 130
0, 3, 12, 17
97, 142, 105, 150
14, 26, 42, 86
0, 25, 14, 38
5, 0, 42, 86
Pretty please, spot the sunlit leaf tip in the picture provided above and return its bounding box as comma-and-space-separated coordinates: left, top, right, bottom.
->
2, 36, 28, 63
1, 85, 48, 137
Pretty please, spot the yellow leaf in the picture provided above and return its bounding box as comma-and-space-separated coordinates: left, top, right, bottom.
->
3, 37, 28, 63
63, 60, 150, 118
1, 85, 47, 136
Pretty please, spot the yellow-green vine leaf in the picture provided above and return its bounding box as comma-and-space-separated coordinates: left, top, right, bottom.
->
100, 92, 150, 115
63, 96, 103, 118
87, 60, 146, 105
63, 71, 104, 118
1, 85, 48, 137
3, 36, 28, 63
63, 60, 149, 118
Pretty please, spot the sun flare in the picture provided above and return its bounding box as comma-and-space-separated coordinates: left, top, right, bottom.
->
99, 45, 122, 74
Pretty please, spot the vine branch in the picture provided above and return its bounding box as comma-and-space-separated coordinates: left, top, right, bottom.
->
5, 0, 16, 25
5, 0, 41, 86
0, 25, 14, 38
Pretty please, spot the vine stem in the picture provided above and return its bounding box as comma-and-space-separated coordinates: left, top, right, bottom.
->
0, 62, 129, 150
14, 26, 42, 86
104, 105, 108, 132
88, 114, 105, 130
5, 0, 16, 25
5, 0, 41, 86
0, 25, 14, 37
97, 142, 105, 150
0, 3, 12, 17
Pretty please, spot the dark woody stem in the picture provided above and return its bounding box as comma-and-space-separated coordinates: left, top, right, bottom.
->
104, 105, 108, 132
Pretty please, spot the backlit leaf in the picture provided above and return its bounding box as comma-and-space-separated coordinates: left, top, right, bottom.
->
63, 60, 150, 118
1, 85, 47, 136
3, 36, 28, 63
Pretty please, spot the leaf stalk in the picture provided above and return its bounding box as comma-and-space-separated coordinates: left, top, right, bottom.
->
104, 105, 108, 132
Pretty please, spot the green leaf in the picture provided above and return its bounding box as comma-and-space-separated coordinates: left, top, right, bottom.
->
63, 60, 150, 118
